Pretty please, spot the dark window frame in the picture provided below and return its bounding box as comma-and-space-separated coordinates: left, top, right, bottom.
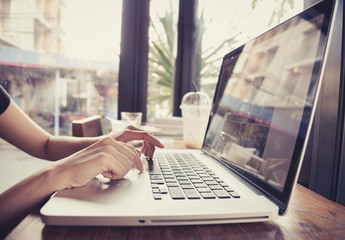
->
172, 0, 198, 117
118, 0, 150, 121
118, 0, 198, 120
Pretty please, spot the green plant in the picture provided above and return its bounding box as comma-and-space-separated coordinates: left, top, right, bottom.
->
148, 7, 176, 118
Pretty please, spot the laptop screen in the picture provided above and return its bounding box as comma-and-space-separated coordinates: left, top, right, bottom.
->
202, 0, 334, 214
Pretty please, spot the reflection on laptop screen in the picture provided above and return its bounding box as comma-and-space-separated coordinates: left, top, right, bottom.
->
203, 8, 328, 193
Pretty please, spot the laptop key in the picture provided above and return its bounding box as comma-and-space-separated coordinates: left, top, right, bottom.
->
175, 174, 187, 177
201, 176, 213, 180
187, 175, 199, 179
230, 191, 240, 198
191, 179, 203, 184
204, 180, 218, 185
148, 159, 161, 174
213, 190, 231, 198
168, 187, 185, 199
197, 188, 212, 193
151, 180, 165, 185
201, 192, 216, 199
150, 175, 163, 180
152, 189, 160, 194
209, 185, 223, 190
165, 180, 178, 183
176, 177, 189, 181
159, 187, 168, 194
181, 184, 195, 189
224, 186, 234, 192
167, 183, 179, 187
153, 194, 162, 200
183, 189, 200, 199
163, 175, 175, 180
194, 183, 207, 188
179, 181, 192, 185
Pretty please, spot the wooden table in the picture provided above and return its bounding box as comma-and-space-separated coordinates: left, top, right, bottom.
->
2, 137, 345, 240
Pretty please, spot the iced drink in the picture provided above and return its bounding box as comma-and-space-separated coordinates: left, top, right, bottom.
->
180, 92, 211, 149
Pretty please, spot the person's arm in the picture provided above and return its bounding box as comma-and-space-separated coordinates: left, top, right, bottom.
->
0, 136, 142, 237
0, 99, 164, 237
0, 99, 96, 160
0, 100, 164, 160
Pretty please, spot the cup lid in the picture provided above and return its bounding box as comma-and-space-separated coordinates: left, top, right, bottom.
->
180, 92, 211, 108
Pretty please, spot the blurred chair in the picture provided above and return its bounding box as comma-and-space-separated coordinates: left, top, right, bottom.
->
72, 115, 103, 137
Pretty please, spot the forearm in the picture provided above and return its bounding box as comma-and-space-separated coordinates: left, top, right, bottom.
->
0, 165, 56, 237
0, 100, 102, 161
44, 135, 102, 161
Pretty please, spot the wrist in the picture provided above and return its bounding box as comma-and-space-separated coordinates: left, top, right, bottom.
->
40, 162, 66, 193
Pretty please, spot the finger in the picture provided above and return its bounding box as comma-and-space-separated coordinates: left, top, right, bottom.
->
100, 136, 139, 161
112, 148, 134, 171
99, 152, 129, 179
141, 141, 155, 159
134, 156, 144, 173
115, 141, 143, 172
115, 129, 164, 148
128, 131, 164, 148
126, 125, 143, 131
95, 144, 134, 173
102, 171, 113, 179
146, 142, 155, 159
141, 141, 149, 156
94, 137, 140, 172
143, 132, 164, 148
132, 147, 144, 172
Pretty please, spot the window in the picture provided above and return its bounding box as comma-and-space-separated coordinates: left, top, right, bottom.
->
144, 0, 304, 119
0, 0, 306, 132
147, 0, 179, 119
0, 0, 122, 135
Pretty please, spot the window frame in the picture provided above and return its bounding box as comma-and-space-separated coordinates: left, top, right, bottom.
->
118, 0, 198, 120
118, 0, 150, 121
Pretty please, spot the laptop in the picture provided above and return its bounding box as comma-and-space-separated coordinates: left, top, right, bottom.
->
41, 0, 336, 226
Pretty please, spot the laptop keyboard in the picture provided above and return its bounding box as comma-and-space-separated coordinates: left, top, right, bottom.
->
148, 152, 240, 200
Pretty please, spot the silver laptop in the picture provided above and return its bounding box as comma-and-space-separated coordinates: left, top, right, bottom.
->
41, 0, 336, 226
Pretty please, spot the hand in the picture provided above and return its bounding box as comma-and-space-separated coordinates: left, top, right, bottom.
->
50, 136, 143, 191
111, 125, 164, 159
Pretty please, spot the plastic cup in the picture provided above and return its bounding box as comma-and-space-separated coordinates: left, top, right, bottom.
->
180, 92, 211, 149
121, 112, 142, 128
